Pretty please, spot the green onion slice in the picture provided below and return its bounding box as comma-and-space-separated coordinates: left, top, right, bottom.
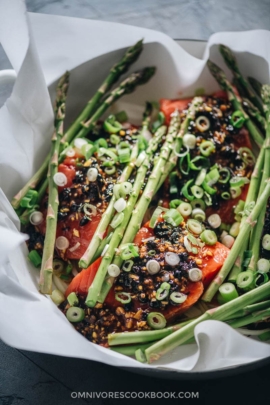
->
191, 185, 204, 199
221, 191, 231, 200
262, 234, 270, 251
20, 190, 39, 209
200, 229, 217, 245
181, 179, 194, 201
189, 156, 209, 171
230, 186, 242, 199
122, 260, 134, 273
196, 115, 210, 132
104, 114, 122, 134
147, 312, 167, 330
66, 307, 85, 323
98, 147, 118, 162
149, 207, 163, 228
170, 292, 188, 304
192, 208, 206, 222
230, 177, 249, 187
164, 209, 183, 227
156, 288, 169, 301
218, 168, 230, 184
28, 250, 42, 267
230, 110, 245, 128
169, 199, 182, 209
239, 147, 255, 166
187, 219, 203, 235
115, 292, 131, 304
195, 168, 207, 186
118, 147, 131, 163
67, 292, 79, 306
95, 138, 108, 149
236, 270, 255, 291
218, 282, 239, 302
110, 134, 120, 145
191, 198, 206, 210
177, 202, 192, 217
119, 243, 139, 260
199, 140, 215, 157
255, 272, 269, 287
257, 258, 270, 273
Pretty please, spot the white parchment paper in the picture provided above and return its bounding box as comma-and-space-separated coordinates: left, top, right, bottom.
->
0, 0, 270, 372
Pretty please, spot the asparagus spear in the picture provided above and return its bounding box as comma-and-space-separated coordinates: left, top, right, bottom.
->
227, 144, 265, 282
39, 72, 69, 294
247, 85, 270, 272
227, 307, 270, 329
11, 40, 144, 211
202, 178, 270, 302
70, 67, 156, 145
61, 39, 144, 145
108, 319, 192, 346
207, 60, 264, 147
248, 77, 263, 100
156, 97, 203, 191
85, 125, 167, 307
112, 113, 181, 269
17, 67, 156, 224
219, 45, 264, 113
242, 97, 266, 131
79, 101, 154, 269
145, 279, 270, 363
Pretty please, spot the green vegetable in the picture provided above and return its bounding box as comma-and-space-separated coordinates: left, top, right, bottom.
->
66, 307, 85, 322
51, 289, 65, 306
147, 312, 167, 330
67, 292, 79, 306
104, 114, 122, 133
200, 230, 217, 245
115, 292, 131, 304
218, 283, 239, 302
28, 250, 42, 267
236, 270, 255, 291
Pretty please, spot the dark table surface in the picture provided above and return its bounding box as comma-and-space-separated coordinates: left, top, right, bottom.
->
1, 1, 270, 404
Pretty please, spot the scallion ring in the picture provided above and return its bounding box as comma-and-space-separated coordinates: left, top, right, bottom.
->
122, 260, 134, 272
236, 270, 255, 291
262, 234, 270, 251
165, 252, 180, 266
149, 207, 163, 228
230, 110, 245, 128
196, 115, 210, 132
191, 198, 206, 210
199, 140, 215, 157
170, 292, 187, 304
66, 307, 85, 323
183, 133, 196, 149
207, 213, 221, 229
115, 292, 131, 304
255, 272, 269, 287
164, 209, 183, 227
156, 288, 169, 301
221, 192, 231, 200
218, 283, 239, 302
147, 312, 167, 330
169, 199, 182, 209
192, 208, 206, 222
239, 147, 255, 166
191, 185, 204, 199
83, 203, 97, 217
187, 219, 203, 235
108, 264, 121, 277
146, 260, 160, 275
118, 147, 130, 163
104, 166, 116, 175
177, 202, 192, 217
218, 168, 231, 184
188, 268, 202, 282
195, 168, 207, 186
257, 258, 270, 273
200, 229, 217, 245
181, 179, 194, 201
230, 186, 242, 199
87, 167, 98, 182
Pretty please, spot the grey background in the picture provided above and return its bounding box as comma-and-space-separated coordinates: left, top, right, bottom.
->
1, 1, 270, 404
